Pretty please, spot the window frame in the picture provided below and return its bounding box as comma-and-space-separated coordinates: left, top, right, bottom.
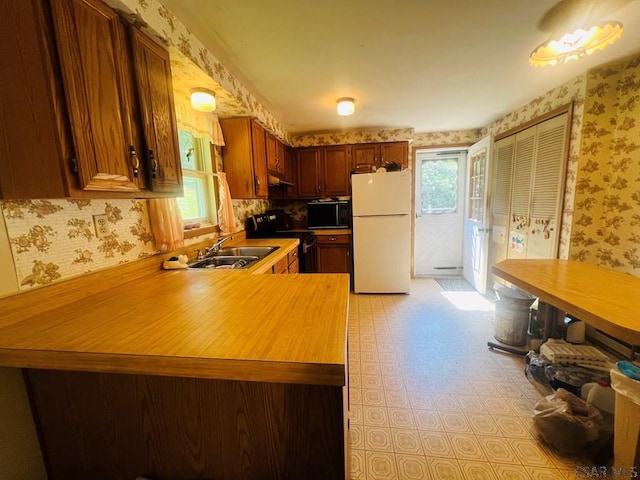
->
176, 130, 219, 234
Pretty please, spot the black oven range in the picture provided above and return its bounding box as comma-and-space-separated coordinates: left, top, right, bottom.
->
245, 210, 317, 273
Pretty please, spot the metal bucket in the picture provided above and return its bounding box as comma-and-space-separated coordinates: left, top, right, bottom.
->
494, 283, 536, 346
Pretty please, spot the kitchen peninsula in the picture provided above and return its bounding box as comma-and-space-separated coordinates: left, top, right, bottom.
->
0, 238, 350, 480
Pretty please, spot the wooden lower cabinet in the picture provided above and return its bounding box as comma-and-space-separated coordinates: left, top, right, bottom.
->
25, 369, 348, 480
316, 234, 351, 274
273, 256, 289, 274
269, 250, 299, 274
288, 250, 299, 274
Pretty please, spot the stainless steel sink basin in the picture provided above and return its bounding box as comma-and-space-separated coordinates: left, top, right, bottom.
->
213, 246, 279, 258
189, 255, 260, 270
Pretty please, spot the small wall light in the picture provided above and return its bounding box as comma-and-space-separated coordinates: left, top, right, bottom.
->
190, 88, 216, 112
337, 97, 355, 116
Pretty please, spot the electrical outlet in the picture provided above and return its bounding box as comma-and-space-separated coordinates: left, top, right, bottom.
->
93, 214, 110, 238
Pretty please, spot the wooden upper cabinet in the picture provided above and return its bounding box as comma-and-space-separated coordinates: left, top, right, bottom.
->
352, 144, 379, 167
0, 0, 183, 199
220, 117, 268, 199
130, 27, 182, 195
380, 142, 408, 169
266, 133, 277, 173
351, 142, 409, 169
0, 0, 69, 199
323, 145, 351, 197
50, 0, 142, 193
266, 133, 286, 176
251, 122, 269, 197
296, 148, 322, 198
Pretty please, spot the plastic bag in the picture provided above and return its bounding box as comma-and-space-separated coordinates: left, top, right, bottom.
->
532, 388, 603, 454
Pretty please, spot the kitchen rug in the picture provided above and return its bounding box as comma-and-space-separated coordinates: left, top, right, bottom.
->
434, 277, 476, 292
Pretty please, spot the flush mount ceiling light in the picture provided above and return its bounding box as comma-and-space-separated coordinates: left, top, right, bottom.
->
336, 97, 355, 116
190, 88, 216, 112
530, 0, 627, 67
530, 21, 623, 66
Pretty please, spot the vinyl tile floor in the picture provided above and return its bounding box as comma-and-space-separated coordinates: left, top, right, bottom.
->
348, 278, 592, 480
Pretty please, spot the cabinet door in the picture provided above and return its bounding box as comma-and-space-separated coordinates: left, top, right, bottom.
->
317, 242, 351, 273
351, 144, 378, 168
130, 27, 182, 195
51, 0, 140, 192
266, 133, 277, 173
251, 121, 268, 198
276, 140, 285, 175
323, 146, 351, 196
0, 0, 69, 198
380, 142, 408, 169
296, 148, 322, 198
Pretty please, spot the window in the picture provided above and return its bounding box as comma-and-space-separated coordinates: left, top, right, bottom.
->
420, 157, 459, 214
176, 130, 218, 227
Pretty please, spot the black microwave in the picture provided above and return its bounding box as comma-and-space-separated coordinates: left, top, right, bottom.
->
306, 201, 351, 229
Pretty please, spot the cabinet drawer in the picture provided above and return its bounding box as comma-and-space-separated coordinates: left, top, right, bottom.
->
316, 234, 350, 245
288, 258, 299, 274
287, 249, 299, 265
273, 257, 289, 274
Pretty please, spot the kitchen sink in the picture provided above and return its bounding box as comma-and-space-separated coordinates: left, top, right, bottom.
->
188, 255, 260, 270
213, 246, 279, 258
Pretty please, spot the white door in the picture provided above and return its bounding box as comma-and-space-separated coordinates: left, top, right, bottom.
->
462, 136, 492, 294
414, 150, 467, 276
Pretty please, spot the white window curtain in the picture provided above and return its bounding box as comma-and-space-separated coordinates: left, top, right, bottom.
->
148, 198, 184, 252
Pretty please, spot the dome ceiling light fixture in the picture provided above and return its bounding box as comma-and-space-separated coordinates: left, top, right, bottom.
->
190, 88, 216, 112
336, 97, 355, 116
530, 0, 628, 67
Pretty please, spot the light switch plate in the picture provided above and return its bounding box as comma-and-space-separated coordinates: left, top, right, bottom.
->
93, 214, 110, 238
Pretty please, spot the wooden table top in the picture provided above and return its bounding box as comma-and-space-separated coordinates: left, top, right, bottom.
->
0, 238, 350, 386
493, 259, 640, 345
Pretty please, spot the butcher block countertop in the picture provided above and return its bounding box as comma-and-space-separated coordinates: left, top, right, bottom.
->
0, 238, 350, 386
493, 259, 640, 345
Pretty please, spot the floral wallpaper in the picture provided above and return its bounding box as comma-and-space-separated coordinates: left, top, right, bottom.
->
482, 74, 587, 260
231, 199, 273, 231
292, 127, 414, 147
412, 129, 482, 147
0, 195, 274, 291
570, 55, 640, 274
1, 199, 156, 289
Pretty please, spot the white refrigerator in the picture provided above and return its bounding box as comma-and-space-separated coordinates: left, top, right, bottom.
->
351, 170, 411, 293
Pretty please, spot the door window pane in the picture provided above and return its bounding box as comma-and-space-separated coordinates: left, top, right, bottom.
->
421, 158, 458, 214
468, 148, 487, 222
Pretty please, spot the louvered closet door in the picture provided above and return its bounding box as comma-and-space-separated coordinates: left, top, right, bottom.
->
491, 136, 515, 265
508, 128, 536, 259
528, 113, 568, 258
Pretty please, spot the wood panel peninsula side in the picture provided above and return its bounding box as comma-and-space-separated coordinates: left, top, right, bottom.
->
0, 238, 351, 480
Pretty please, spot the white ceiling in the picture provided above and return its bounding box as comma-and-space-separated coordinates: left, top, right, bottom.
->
161, 0, 640, 135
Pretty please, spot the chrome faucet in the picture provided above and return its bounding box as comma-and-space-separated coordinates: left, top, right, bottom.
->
205, 236, 233, 256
